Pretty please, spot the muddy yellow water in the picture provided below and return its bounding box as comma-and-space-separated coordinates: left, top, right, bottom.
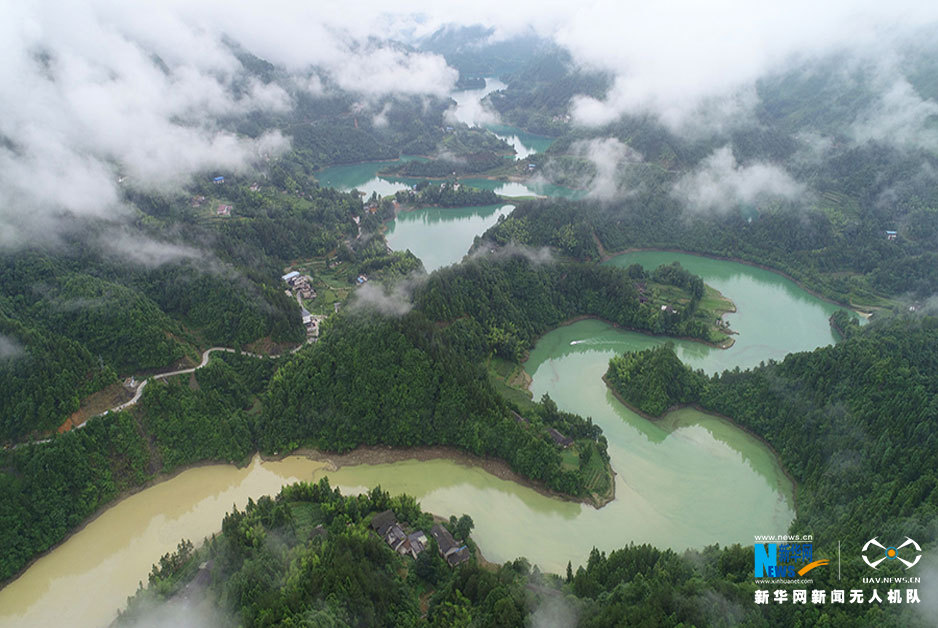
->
0, 252, 859, 627
0, 458, 328, 627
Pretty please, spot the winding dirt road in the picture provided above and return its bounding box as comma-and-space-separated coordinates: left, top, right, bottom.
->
11, 340, 311, 448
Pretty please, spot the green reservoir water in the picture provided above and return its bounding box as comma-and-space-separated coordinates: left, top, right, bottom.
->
315, 159, 580, 200
1, 252, 842, 627
386, 204, 514, 272
449, 77, 555, 158
315, 157, 579, 271
487, 123, 554, 159
605, 251, 854, 372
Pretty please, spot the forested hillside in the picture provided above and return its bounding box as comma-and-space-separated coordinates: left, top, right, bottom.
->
117, 479, 932, 627
0, 351, 280, 583
263, 312, 606, 498
606, 314, 938, 544
480, 195, 938, 306
414, 254, 723, 359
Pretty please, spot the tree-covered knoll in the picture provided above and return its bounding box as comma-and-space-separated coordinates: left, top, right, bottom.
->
117, 480, 492, 627
606, 343, 706, 416
607, 315, 938, 545
413, 254, 721, 360
119, 480, 930, 627
382, 151, 507, 178
394, 181, 501, 208
262, 312, 605, 498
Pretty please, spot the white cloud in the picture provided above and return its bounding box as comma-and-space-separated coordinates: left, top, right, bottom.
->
852, 75, 938, 152
4, 0, 938, 252
557, 1, 938, 130
98, 229, 203, 268
349, 281, 416, 316
0, 335, 24, 361
0, 0, 457, 252
571, 138, 642, 201
673, 146, 805, 213
331, 46, 456, 98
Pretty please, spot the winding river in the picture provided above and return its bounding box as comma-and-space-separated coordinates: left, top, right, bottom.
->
0, 249, 858, 627
315, 77, 578, 270
0, 82, 858, 627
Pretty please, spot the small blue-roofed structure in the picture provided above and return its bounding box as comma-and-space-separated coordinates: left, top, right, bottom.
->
213, 176, 225, 183
886, 230, 898, 241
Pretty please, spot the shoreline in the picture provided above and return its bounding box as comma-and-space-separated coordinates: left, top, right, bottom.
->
521, 314, 735, 365
597, 245, 875, 315
263, 444, 615, 509
601, 376, 799, 514
0, 455, 252, 589
2, 440, 616, 589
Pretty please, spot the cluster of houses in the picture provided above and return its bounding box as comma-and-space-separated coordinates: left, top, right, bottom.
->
282, 271, 316, 300
300, 307, 319, 337
369, 510, 470, 567
216, 204, 232, 217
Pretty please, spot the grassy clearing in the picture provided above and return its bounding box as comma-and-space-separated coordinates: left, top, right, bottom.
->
293, 257, 355, 316
486, 356, 536, 410
646, 281, 736, 346
579, 445, 612, 499
288, 502, 325, 537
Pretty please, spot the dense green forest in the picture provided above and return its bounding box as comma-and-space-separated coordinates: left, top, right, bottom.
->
117, 479, 931, 627
262, 311, 607, 498
478, 194, 938, 306
605, 343, 705, 416
606, 315, 938, 545
0, 351, 280, 583
413, 255, 721, 359
0, 298, 116, 441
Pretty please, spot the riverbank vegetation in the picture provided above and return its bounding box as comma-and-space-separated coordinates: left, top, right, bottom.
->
0, 351, 279, 583
263, 311, 610, 501
606, 314, 938, 545
116, 480, 492, 627
118, 478, 930, 627
479, 196, 938, 309
414, 254, 734, 358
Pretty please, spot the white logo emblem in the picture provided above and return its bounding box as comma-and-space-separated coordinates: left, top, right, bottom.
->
862, 537, 922, 570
